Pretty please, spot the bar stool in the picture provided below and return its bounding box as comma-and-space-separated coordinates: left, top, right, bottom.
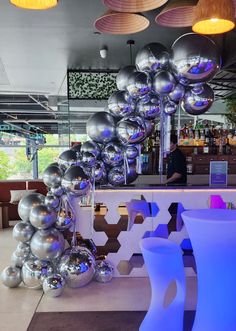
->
139, 237, 185, 331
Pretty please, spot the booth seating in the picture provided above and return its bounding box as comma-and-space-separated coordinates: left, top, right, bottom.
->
0, 180, 47, 229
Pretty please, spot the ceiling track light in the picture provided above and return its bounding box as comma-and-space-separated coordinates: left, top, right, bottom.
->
192, 0, 235, 34
10, 0, 58, 10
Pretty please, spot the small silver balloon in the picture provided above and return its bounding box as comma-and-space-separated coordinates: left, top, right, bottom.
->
101, 142, 123, 167
164, 100, 178, 115
1, 266, 22, 288
62, 165, 90, 197
136, 98, 161, 120
171, 33, 221, 85
29, 204, 57, 230
58, 149, 78, 168
94, 260, 114, 283
82, 151, 97, 167
22, 258, 54, 289
18, 193, 45, 222
50, 186, 64, 197
125, 145, 139, 159
135, 42, 169, 72
181, 84, 214, 115
169, 83, 185, 102
13, 222, 35, 243
86, 111, 117, 144
45, 193, 60, 210
108, 167, 125, 186
153, 70, 176, 95
116, 65, 137, 91
43, 164, 62, 188
116, 116, 146, 145
43, 274, 66, 298
126, 71, 151, 99
55, 210, 73, 231
16, 242, 31, 256
11, 250, 28, 268
81, 141, 101, 158
59, 246, 96, 288
108, 90, 135, 118
30, 228, 65, 261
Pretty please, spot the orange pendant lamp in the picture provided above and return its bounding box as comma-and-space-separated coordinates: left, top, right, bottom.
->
192, 0, 235, 34
10, 0, 58, 9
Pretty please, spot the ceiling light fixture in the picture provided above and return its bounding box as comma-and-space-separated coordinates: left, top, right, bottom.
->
103, 0, 168, 13
192, 0, 235, 34
10, 0, 58, 10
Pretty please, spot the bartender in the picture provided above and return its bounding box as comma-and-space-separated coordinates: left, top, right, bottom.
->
165, 134, 187, 186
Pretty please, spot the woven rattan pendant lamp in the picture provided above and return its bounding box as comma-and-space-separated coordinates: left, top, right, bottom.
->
103, 0, 168, 13
10, 0, 58, 9
192, 0, 235, 34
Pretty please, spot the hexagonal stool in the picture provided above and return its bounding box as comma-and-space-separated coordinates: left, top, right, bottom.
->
139, 237, 185, 331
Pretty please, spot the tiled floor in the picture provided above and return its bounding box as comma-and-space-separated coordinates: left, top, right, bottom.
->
0, 228, 197, 331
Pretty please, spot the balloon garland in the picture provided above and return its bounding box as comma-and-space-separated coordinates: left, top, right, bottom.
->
1, 33, 221, 296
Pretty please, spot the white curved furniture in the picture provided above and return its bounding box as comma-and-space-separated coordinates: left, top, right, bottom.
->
182, 209, 236, 331
139, 237, 185, 331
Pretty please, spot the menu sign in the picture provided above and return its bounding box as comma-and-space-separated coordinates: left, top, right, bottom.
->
210, 161, 228, 187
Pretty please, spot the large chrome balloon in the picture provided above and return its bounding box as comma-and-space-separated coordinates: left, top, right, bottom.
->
30, 228, 65, 261
59, 246, 96, 288
171, 33, 221, 85
153, 70, 176, 95
126, 71, 151, 99
58, 149, 78, 168
86, 111, 117, 144
13, 222, 35, 243
181, 84, 214, 115
108, 90, 135, 118
1, 266, 22, 288
29, 204, 57, 230
164, 100, 178, 115
11, 250, 28, 268
45, 193, 60, 210
55, 210, 73, 231
16, 242, 31, 257
61, 165, 90, 197
94, 260, 114, 283
108, 167, 125, 186
81, 141, 101, 158
125, 145, 139, 159
116, 65, 136, 91
43, 164, 62, 188
136, 97, 161, 120
18, 193, 45, 222
116, 116, 146, 145
101, 142, 123, 167
43, 274, 66, 298
82, 151, 96, 167
21, 258, 54, 289
135, 42, 169, 72
169, 84, 185, 103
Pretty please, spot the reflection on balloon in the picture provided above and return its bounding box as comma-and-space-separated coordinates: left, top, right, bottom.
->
45, 193, 60, 210
59, 246, 96, 288
1, 266, 22, 288
108, 167, 125, 186
43, 274, 66, 298
94, 260, 114, 283
55, 210, 73, 231
101, 142, 123, 167
164, 100, 178, 115
30, 204, 57, 230
86, 111, 117, 144
125, 145, 139, 159
126, 71, 151, 99
137, 98, 161, 119
22, 258, 54, 289
82, 151, 96, 167
108, 90, 135, 118
13, 222, 35, 243
116, 65, 136, 91
18, 193, 45, 222
116, 116, 146, 145
62, 165, 90, 197
153, 70, 176, 95
11, 250, 28, 268
135, 43, 169, 72
43, 164, 62, 188
171, 33, 221, 85
169, 84, 185, 102
58, 150, 78, 168
182, 84, 214, 115
16, 242, 31, 257
50, 186, 64, 197
81, 141, 101, 158
94, 161, 105, 182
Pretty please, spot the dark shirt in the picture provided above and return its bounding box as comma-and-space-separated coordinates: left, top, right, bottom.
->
167, 148, 187, 185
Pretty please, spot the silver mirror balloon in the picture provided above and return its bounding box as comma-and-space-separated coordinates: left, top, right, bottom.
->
13, 222, 35, 243
101, 142, 123, 167
164, 100, 178, 115
116, 116, 146, 145
135, 42, 169, 72
136, 97, 161, 120
62, 165, 90, 197
1, 266, 22, 288
125, 145, 139, 159
45, 193, 60, 210
169, 84, 185, 103
29, 204, 57, 230
18, 193, 45, 222
58, 149, 78, 168
108, 90, 135, 118
55, 210, 73, 231
82, 151, 96, 167
108, 167, 125, 186
116, 65, 136, 91
153, 70, 176, 95
43, 164, 62, 188
126, 71, 151, 99
81, 141, 101, 158
43, 274, 66, 298
59, 246, 96, 288
94, 260, 114, 283
86, 111, 117, 144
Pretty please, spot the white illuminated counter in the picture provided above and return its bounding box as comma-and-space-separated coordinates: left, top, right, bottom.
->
70, 186, 236, 277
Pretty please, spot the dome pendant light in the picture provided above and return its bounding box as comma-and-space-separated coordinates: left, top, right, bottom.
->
10, 0, 58, 10
192, 0, 235, 34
